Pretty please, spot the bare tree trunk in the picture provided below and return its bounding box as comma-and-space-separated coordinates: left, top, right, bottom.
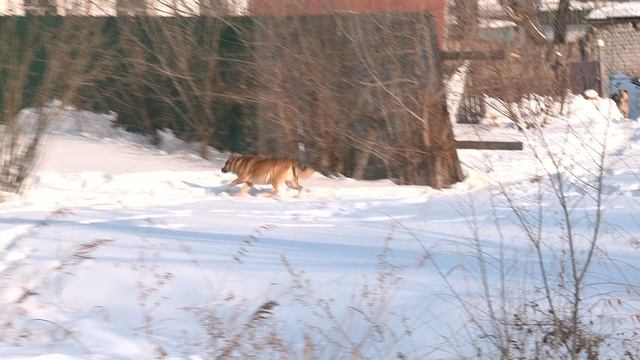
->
553, 0, 571, 45
352, 127, 380, 180
199, 125, 210, 159
423, 89, 465, 188
499, 0, 548, 46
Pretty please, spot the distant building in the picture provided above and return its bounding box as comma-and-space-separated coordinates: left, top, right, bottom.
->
476, 0, 610, 45
587, 2, 640, 92
587, 2, 640, 117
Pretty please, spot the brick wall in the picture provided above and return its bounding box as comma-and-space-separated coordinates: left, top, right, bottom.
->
593, 22, 640, 94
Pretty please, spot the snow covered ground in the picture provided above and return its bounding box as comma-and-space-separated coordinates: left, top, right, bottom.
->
1, 96, 640, 359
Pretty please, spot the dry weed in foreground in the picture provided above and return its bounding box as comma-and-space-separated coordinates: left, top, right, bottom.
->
0, 224, 115, 349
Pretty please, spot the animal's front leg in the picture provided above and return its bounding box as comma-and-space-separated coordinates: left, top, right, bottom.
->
228, 178, 244, 189
235, 183, 251, 196
227, 178, 246, 196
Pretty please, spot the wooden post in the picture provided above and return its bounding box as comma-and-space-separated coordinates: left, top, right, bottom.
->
455, 140, 523, 150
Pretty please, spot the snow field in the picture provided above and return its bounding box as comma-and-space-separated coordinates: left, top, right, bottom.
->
0, 94, 639, 358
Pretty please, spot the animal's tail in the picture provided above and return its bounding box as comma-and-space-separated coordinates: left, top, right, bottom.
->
293, 164, 314, 180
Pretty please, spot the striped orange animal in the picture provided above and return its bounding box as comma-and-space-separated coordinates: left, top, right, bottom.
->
221, 154, 314, 197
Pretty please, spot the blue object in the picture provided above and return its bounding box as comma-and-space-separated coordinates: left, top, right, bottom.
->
609, 72, 640, 120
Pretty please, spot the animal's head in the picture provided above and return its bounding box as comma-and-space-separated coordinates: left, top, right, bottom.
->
221, 154, 236, 173
619, 89, 630, 100
294, 164, 315, 180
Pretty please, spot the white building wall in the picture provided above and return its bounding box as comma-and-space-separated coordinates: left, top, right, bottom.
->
0, 0, 25, 15
0, 0, 247, 15
56, 0, 116, 15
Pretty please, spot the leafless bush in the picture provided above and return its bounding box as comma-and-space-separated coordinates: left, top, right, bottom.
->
112, 6, 253, 158
440, 96, 640, 358
0, 17, 109, 195
191, 299, 289, 359
233, 224, 277, 263
0, 208, 113, 345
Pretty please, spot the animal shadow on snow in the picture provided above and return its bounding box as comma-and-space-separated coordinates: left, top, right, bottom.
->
181, 180, 284, 197
182, 180, 228, 195
630, 128, 640, 143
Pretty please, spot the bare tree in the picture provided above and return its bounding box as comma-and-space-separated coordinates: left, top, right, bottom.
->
251, 6, 464, 187
553, 0, 572, 44
499, 0, 548, 46
432, 88, 640, 358
347, 12, 464, 187
497, 0, 575, 100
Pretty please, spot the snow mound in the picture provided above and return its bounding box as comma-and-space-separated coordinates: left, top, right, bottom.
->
16, 101, 126, 139
482, 93, 623, 128
455, 93, 632, 189
569, 92, 624, 121
588, 1, 640, 20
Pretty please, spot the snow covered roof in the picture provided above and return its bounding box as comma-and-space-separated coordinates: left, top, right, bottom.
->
541, 24, 589, 42
587, 2, 640, 20
539, 0, 638, 12
479, 18, 517, 29
479, 0, 635, 20
479, 0, 610, 14
539, 0, 598, 11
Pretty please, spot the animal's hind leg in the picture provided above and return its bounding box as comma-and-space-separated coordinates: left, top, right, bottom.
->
285, 180, 303, 190
269, 182, 280, 197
